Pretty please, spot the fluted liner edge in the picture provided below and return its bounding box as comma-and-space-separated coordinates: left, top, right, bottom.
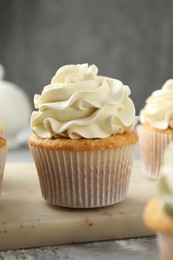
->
138, 125, 173, 179
29, 144, 136, 208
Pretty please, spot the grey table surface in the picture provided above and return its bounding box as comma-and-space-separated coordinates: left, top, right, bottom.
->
0, 143, 159, 260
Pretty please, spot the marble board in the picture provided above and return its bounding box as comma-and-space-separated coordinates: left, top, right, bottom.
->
0, 161, 155, 250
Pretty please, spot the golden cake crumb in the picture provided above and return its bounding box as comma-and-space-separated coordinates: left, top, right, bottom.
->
0, 138, 7, 148
144, 197, 173, 235
140, 123, 173, 135
28, 132, 138, 151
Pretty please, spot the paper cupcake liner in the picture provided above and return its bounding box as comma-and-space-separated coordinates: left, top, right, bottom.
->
138, 125, 173, 179
157, 233, 173, 260
29, 143, 136, 208
0, 144, 8, 195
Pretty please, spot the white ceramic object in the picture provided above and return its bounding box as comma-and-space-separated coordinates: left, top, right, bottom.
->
0, 64, 31, 148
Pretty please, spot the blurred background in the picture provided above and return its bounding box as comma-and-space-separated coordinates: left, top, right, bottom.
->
0, 0, 173, 146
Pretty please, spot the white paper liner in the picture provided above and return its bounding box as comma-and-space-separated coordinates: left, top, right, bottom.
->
138, 125, 173, 179
157, 233, 173, 260
29, 143, 136, 208
0, 144, 8, 195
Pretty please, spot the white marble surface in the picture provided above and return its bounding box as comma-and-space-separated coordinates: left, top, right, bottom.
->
0, 143, 158, 259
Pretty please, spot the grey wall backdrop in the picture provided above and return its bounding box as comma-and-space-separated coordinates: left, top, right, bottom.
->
0, 0, 173, 114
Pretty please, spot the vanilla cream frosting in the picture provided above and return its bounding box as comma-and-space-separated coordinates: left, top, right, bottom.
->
31, 64, 138, 139
140, 79, 173, 129
158, 141, 173, 217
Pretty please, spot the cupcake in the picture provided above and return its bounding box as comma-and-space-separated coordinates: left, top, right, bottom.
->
144, 141, 173, 260
138, 79, 173, 179
0, 121, 8, 196
28, 64, 138, 208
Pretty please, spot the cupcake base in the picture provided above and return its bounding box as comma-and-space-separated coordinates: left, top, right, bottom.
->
29, 144, 136, 208
138, 124, 173, 179
157, 233, 173, 260
144, 197, 173, 260
29, 132, 138, 208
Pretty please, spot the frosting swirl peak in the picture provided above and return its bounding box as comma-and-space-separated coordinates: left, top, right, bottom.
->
140, 79, 173, 129
31, 64, 138, 139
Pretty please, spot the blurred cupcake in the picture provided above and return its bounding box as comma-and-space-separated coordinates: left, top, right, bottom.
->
0, 121, 8, 196
138, 79, 173, 179
144, 141, 173, 260
28, 64, 138, 208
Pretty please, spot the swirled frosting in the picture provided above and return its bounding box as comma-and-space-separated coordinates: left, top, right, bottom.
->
158, 141, 173, 217
31, 64, 138, 139
140, 79, 173, 129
